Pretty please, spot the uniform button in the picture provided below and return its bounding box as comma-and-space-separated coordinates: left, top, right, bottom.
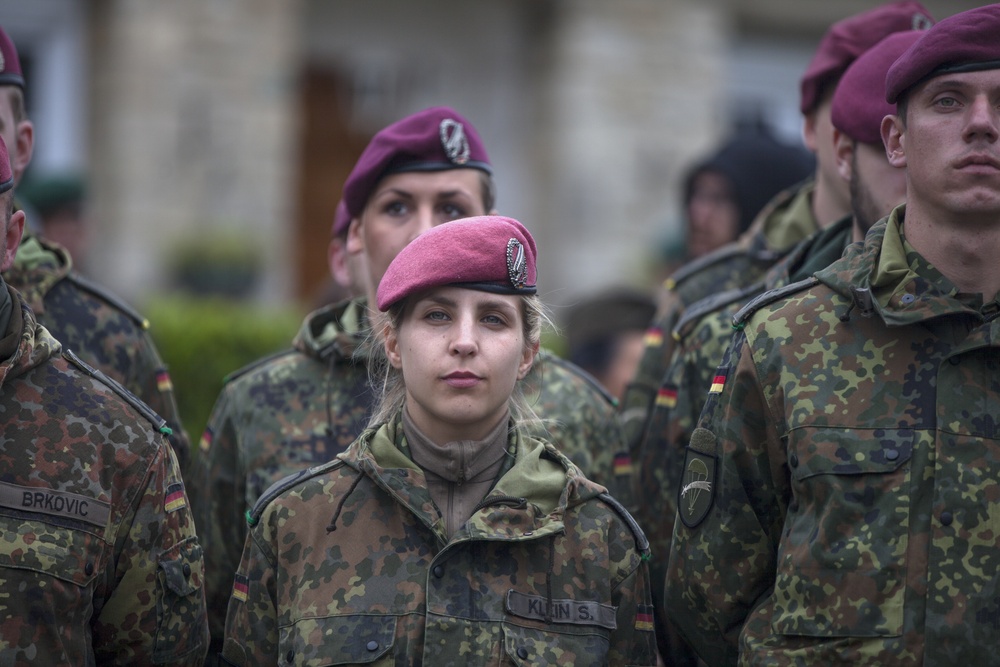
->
941, 511, 954, 526
286, 649, 294, 663
949, 356, 961, 365
517, 646, 529, 659
885, 449, 899, 461
433, 565, 444, 578
84, 562, 94, 576
183, 563, 192, 577
789, 454, 799, 468
366, 640, 379, 652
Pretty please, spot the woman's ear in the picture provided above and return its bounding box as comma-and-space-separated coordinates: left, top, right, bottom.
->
383, 322, 403, 369
517, 341, 539, 380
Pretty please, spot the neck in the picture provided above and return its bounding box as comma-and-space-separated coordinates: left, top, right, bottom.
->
903, 204, 1000, 300
811, 174, 851, 230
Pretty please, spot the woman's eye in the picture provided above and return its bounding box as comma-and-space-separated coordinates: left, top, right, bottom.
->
441, 203, 467, 219
482, 314, 505, 326
384, 201, 408, 216
425, 310, 449, 321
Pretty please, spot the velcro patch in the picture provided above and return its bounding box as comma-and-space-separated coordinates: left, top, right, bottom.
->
0, 481, 111, 528
506, 590, 617, 629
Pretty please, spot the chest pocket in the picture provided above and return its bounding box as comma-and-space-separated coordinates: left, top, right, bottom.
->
278, 614, 395, 666
0, 514, 104, 594
771, 427, 915, 638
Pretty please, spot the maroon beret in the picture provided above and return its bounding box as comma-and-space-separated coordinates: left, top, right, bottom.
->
342, 106, 492, 219
377, 215, 536, 312
0, 135, 13, 194
331, 199, 351, 238
800, 1, 934, 114
886, 4, 1000, 104
832, 31, 924, 144
0, 26, 23, 89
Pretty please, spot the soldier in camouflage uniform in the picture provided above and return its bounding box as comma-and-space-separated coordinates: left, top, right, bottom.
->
621, 5, 935, 661
665, 7, 1000, 663
191, 106, 627, 656
221, 216, 656, 666
637, 28, 920, 653
0, 136, 208, 664
0, 24, 191, 472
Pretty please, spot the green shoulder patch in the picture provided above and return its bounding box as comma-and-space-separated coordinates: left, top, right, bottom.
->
678, 427, 718, 529
732, 275, 820, 329
63, 349, 170, 435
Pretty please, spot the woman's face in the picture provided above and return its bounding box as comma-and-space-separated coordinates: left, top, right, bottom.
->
385, 286, 537, 444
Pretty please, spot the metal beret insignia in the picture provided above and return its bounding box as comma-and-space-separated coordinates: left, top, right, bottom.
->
506, 238, 527, 289
439, 118, 470, 165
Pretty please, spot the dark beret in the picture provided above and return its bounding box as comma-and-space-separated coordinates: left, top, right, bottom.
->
377, 215, 536, 312
832, 31, 924, 144
0, 26, 23, 89
886, 4, 1000, 104
800, 1, 934, 114
342, 106, 492, 219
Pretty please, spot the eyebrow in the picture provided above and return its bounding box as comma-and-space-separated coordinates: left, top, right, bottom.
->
421, 293, 517, 314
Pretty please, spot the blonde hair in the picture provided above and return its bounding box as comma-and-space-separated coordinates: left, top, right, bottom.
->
366, 292, 550, 433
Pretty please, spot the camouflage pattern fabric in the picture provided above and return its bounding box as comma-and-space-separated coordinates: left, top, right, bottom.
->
190, 296, 626, 655
4, 233, 192, 471
0, 287, 207, 665
635, 216, 854, 616
620, 181, 818, 461
665, 209, 1000, 665
221, 412, 656, 666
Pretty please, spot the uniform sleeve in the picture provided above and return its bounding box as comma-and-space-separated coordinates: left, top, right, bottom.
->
220, 507, 280, 666
188, 384, 247, 657
93, 436, 209, 665
605, 520, 658, 667
129, 328, 192, 474
663, 330, 788, 665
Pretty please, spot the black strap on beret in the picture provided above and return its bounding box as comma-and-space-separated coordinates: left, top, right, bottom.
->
452, 280, 537, 296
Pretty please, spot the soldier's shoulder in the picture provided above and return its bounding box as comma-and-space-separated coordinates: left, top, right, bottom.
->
595, 492, 650, 557
535, 350, 616, 407
674, 282, 763, 341
732, 275, 822, 328
246, 456, 349, 528
62, 348, 170, 435
62, 272, 150, 330
222, 348, 301, 385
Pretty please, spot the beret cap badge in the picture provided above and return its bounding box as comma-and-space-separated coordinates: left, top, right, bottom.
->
507, 238, 528, 289
439, 118, 470, 165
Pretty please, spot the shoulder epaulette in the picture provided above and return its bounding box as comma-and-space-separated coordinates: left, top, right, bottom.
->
222, 348, 298, 384
666, 243, 745, 289
246, 456, 347, 527
674, 281, 764, 341
597, 492, 650, 558
63, 348, 171, 436
539, 352, 616, 406
64, 273, 149, 330
732, 276, 821, 329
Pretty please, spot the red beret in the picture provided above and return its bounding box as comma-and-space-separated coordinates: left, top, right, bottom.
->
800, 1, 934, 114
832, 31, 924, 144
886, 4, 1000, 104
0, 135, 13, 194
331, 199, 350, 238
342, 106, 492, 219
377, 215, 536, 312
0, 26, 24, 89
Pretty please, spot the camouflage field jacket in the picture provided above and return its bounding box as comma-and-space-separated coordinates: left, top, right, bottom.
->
221, 413, 656, 666
4, 233, 191, 471
665, 209, 1000, 665
191, 297, 627, 651
0, 288, 207, 665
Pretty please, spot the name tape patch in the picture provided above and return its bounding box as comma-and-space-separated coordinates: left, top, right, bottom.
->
0, 481, 111, 529
506, 590, 617, 630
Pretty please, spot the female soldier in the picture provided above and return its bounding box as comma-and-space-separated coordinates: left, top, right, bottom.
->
220, 215, 656, 666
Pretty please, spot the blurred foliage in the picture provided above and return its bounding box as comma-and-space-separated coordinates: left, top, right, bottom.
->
144, 296, 303, 449
168, 231, 264, 299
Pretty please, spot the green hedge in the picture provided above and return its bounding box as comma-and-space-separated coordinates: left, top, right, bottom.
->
144, 296, 304, 454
